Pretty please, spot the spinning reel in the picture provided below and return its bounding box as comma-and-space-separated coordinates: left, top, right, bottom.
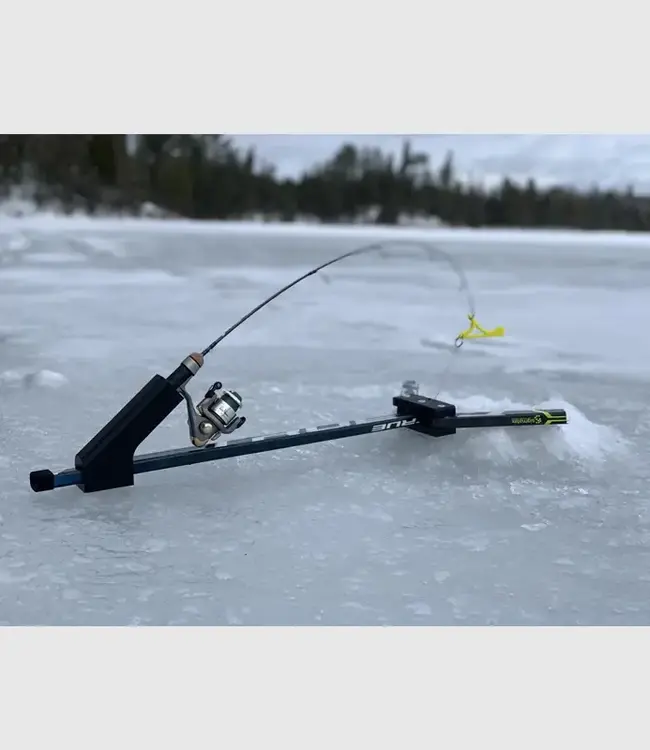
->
180, 379, 246, 448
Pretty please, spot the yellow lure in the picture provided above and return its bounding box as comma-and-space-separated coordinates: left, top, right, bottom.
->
455, 314, 505, 346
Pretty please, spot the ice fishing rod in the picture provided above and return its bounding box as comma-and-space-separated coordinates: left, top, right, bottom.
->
30, 240, 533, 495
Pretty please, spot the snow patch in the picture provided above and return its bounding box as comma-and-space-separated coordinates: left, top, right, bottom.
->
2, 233, 31, 253
0, 369, 69, 389
521, 522, 550, 532
406, 602, 432, 616
74, 236, 127, 258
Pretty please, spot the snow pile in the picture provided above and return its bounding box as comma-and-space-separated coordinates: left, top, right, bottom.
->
0, 369, 69, 389
437, 392, 630, 467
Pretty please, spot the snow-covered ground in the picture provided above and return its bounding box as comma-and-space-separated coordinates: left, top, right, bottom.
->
1, 218, 648, 625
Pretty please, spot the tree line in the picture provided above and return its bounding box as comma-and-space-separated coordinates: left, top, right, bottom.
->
1, 134, 649, 231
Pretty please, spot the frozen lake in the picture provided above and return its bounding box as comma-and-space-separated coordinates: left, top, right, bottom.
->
1, 219, 649, 625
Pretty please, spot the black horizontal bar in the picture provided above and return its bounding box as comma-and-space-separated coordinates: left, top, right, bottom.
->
40, 407, 567, 492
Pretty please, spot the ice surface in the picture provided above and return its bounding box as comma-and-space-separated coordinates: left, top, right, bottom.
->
1, 218, 649, 625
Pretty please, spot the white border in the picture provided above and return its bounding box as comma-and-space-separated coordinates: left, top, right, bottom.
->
1, 0, 647, 132
1, 627, 647, 748
2, 1, 648, 747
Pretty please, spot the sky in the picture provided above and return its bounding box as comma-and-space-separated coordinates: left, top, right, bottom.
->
230, 135, 650, 192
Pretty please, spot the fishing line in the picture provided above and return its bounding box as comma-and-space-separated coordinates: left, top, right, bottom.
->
201, 240, 476, 365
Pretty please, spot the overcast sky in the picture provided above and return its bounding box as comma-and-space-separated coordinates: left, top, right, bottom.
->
230, 134, 650, 191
